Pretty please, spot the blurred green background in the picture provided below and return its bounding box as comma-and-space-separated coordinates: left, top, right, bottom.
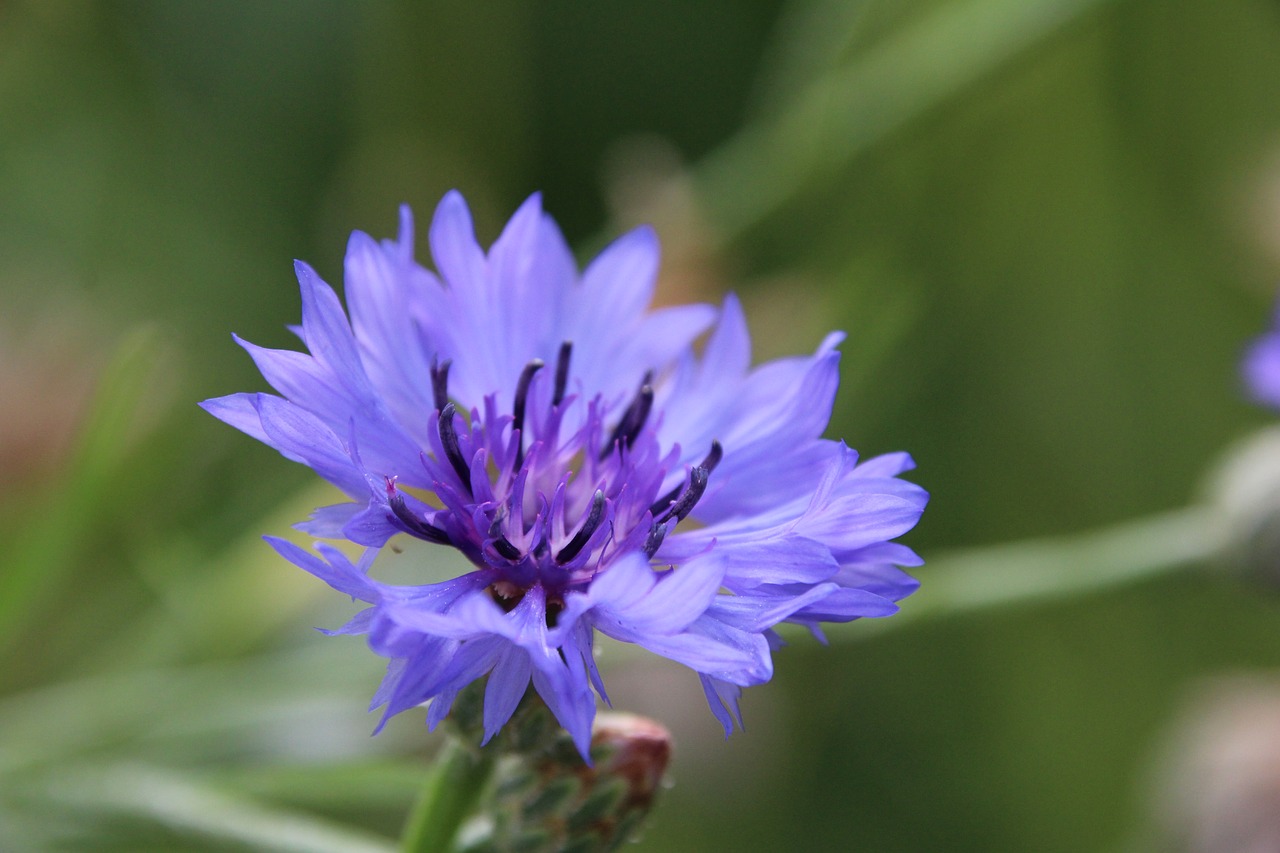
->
5, 0, 1280, 850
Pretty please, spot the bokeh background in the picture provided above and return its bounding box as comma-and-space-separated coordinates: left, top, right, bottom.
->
5, 1, 1280, 850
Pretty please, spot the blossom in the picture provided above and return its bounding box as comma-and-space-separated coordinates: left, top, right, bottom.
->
1245, 301, 1280, 408
202, 191, 927, 757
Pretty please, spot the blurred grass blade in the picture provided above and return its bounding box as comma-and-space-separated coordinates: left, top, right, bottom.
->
823, 506, 1225, 643
0, 327, 164, 650
0, 645, 388, 777
84, 485, 464, 672
82, 482, 341, 671
696, 0, 1109, 240
37, 764, 396, 853
211, 761, 423, 813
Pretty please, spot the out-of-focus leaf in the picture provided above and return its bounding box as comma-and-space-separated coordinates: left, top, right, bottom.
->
822, 506, 1224, 643
209, 761, 423, 815
0, 645, 407, 777
695, 0, 1110, 240
0, 327, 166, 652
25, 763, 396, 853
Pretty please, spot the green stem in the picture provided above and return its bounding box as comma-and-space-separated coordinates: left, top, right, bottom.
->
399, 736, 495, 853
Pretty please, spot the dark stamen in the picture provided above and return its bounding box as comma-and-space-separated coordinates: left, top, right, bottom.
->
485, 510, 523, 561
492, 536, 522, 561
648, 490, 678, 520
642, 521, 670, 558
388, 493, 451, 544
430, 357, 452, 412
656, 466, 709, 524
701, 439, 724, 473
553, 341, 573, 407
555, 490, 606, 564
603, 371, 654, 457
437, 403, 473, 496
648, 440, 723, 517
512, 359, 544, 471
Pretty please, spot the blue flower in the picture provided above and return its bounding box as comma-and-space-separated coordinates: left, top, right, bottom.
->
203, 192, 927, 757
1245, 301, 1280, 408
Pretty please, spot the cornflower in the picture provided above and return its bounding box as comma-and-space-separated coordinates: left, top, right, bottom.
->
203, 192, 927, 757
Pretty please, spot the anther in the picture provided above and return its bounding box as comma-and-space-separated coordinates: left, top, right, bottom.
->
430, 357, 452, 412
388, 493, 451, 544
492, 536, 522, 561
556, 490, 606, 564
702, 439, 724, 473
649, 441, 723, 517
642, 520, 670, 558
437, 403, 473, 496
603, 371, 654, 456
656, 466, 709, 524
485, 510, 523, 561
512, 359, 544, 471
553, 341, 573, 407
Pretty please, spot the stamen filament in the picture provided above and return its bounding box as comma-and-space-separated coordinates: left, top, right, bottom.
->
604, 371, 655, 456
553, 341, 573, 407
702, 439, 724, 473
642, 521, 670, 558
512, 359, 544, 471
649, 440, 723, 517
437, 403, 473, 496
388, 492, 451, 544
430, 357, 452, 412
556, 490, 607, 564
656, 466, 709, 524
492, 536, 522, 561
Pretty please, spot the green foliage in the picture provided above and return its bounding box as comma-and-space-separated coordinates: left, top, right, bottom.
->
3, 0, 1280, 849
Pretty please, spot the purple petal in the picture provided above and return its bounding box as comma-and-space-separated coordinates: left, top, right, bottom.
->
700, 675, 745, 736
343, 226, 438, 429
295, 262, 367, 391
663, 532, 840, 588
483, 650, 533, 744
576, 226, 660, 327
429, 190, 487, 289
251, 395, 366, 495
788, 586, 899, 623
200, 392, 275, 450
798, 492, 927, 555
295, 502, 362, 538
705, 583, 840, 633
586, 552, 725, 635
852, 451, 917, 478
267, 538, 380, 602
1245, 333, 1280, 407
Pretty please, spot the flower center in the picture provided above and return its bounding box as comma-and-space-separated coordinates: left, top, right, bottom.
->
385, 342, 720, 602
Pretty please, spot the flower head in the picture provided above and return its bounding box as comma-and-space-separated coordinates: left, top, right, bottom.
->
203, 191, 927, 757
